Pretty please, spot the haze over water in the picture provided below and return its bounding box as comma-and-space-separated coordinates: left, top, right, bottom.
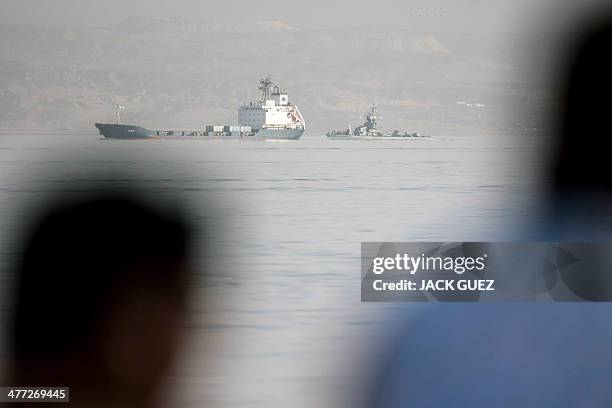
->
0, 132, 541, 407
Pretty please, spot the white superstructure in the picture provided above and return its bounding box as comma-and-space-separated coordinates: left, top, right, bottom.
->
238, 76, 305, 138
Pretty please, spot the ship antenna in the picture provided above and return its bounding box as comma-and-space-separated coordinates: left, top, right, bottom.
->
116, 104, 125, 124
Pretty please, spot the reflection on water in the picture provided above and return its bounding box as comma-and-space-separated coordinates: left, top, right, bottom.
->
0, 133, 541, 408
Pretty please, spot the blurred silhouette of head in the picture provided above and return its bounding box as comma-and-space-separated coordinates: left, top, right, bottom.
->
547, 13, 612, 238
7, 191, 193, 407
552, 14, 612, 198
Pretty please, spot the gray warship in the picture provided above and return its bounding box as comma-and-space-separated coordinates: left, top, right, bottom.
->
95, 76, 305, 140
326, 105, 428, 140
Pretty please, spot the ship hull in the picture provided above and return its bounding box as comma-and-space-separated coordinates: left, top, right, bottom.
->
95, 123, 153, 139
255, 128, 304, 140
95, 123, 304, 140
326, 135, 429, 140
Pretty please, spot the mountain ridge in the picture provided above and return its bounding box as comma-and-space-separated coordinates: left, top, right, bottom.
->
0, 18, 547, 133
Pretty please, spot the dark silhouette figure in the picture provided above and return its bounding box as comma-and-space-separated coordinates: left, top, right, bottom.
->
552, 16, 612, 196
547, 14, 612, 242
5, 193, 193, 408
544, 14, 612, 295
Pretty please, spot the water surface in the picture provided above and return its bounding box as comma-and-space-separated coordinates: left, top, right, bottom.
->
0, 132, 542, 407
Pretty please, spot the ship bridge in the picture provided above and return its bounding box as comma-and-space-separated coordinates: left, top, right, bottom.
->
238, 76, 305, 131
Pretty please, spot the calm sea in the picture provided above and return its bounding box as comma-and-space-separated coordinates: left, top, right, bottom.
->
0, 132, 542, 407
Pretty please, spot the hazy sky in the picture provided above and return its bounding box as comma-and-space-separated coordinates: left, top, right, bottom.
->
0, 0, 601, 33
0, 0, 611, 41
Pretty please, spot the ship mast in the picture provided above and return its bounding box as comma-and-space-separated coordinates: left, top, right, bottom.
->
366, 104, 378, 131
258, 75, 278, 101
116, 104, 125, 124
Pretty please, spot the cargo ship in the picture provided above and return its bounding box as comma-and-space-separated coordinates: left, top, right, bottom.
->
95, 76, 305, 140
326, 105, 429, 140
